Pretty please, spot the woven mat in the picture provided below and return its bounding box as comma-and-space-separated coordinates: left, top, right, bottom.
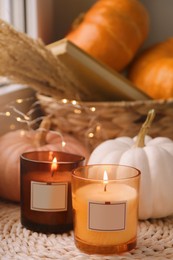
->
0, 200, 173, 260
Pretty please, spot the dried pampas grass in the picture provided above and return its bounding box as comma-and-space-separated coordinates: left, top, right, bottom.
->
0, 19, 89, 100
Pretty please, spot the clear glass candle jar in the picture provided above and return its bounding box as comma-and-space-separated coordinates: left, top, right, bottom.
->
72, 164, 141, 254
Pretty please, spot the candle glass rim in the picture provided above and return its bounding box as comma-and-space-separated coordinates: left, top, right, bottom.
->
72, 164, 141, 181
20, 151, 85, 165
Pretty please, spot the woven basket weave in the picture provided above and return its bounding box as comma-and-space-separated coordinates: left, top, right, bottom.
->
37, 94, 173, 152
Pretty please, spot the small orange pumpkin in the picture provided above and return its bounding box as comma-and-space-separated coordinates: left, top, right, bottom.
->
128, 38, 173, 99
66, 0, 149, 72
0, 118, 89, 202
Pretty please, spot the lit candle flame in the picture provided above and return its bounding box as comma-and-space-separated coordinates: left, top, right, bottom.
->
51, 157, 58, 176
103, 170, 108, 192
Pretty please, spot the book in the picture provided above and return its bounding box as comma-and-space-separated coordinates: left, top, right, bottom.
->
47, 38, 150, 101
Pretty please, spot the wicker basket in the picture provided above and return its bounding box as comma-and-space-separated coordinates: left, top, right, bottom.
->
37, 94, 173, 152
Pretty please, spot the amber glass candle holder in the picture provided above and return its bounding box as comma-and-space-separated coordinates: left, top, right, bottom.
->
72, 164, 141, 255
20, 151, 85, 234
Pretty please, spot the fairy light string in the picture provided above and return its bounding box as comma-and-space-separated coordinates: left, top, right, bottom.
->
0, 97, 69, 150
0, 95, 102, 151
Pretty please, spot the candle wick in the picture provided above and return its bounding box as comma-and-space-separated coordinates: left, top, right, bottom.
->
104, 184, 107, 192
51, 170, 55, 177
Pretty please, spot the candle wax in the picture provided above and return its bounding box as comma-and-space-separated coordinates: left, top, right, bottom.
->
73, 183, 138, 246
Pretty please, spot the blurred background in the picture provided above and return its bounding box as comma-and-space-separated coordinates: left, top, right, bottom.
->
0, 0, 173, 135
0, 0, 172, 47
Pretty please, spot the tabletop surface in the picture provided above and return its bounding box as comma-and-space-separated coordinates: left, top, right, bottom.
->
0, 199, 173, 260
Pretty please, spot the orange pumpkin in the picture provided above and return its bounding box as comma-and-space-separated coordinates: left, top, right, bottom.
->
66, 0, 149, 72
128, 38, 173, 99
0, 118, 89, 202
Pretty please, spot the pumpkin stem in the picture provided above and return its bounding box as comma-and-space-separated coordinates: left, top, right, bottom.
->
34, 116, 51, 147
71, 13, 85, 30
134, 109, 155, 148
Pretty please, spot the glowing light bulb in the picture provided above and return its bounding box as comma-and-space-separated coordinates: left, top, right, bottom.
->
62, 99, 68, 104
5, 111, 11, 116
16, 117, 22, 122
16, 99, 23, 104
62, 141, 66, 148
88, 132, 94, 138
71, 100, 77, 105
90, 107, 96, 112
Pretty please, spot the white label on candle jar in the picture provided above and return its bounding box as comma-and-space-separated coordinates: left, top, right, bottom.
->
31, 181, 68, 212
88, 201, 126, 231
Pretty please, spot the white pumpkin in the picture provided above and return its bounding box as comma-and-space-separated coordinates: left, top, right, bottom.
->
88, 110, 173, 220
